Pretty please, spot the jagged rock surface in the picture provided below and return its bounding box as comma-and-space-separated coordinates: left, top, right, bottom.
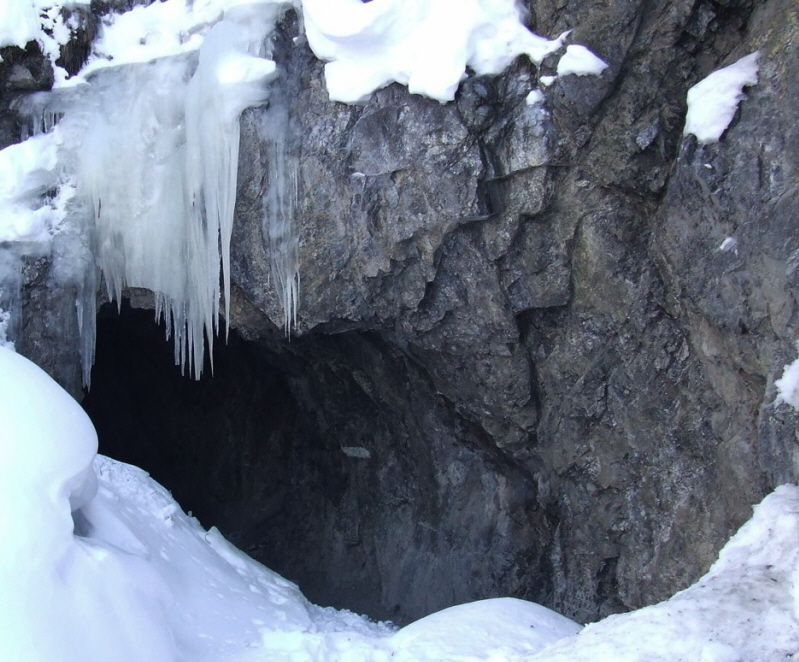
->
16, 0, 799, 625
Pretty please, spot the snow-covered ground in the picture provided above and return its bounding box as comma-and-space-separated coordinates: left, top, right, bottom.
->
1, 344, 799, 661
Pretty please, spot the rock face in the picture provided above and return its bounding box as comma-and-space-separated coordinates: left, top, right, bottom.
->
16, 0, 799, 625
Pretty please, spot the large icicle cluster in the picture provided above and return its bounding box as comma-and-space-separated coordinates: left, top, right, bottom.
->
68, 4, 282, 378
12, 1, 293, 382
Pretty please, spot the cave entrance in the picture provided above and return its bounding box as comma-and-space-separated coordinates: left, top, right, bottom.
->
82, 300, 552, 624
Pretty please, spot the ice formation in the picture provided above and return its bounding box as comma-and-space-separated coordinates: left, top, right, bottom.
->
0, 130, 66, 244
684, 52, 760, 144
260, 101, 300, 334
0, 308, 13, 349
8, 0, 293, 381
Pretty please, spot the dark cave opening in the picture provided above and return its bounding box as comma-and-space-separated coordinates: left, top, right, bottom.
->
82, 300, 554, 625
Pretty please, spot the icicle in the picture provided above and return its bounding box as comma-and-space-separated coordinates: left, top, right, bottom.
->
6, 3, 293, 385
260, 101, 300, 336
185, 3, 281, 349
44, 5, 285, 380
0, 252, 22, 351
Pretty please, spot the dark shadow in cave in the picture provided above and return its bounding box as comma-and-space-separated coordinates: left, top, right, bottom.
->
82, 299, 554, 625
82, 300, 298, 540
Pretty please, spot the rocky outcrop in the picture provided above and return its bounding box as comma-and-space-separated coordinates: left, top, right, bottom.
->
16, 0, 799, 625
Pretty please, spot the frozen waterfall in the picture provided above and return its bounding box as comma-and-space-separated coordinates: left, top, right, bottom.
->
7, 1, 299, 385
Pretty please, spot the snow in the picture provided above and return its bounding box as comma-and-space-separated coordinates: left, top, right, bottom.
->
72, 0, 285, 84
684, 52, 760, 144
3, 10, 797, 661
391, 598, 582, 662
775, 341, 799, 410
540, 74, 557, 87
530, 485, 799, 662
0, 345, 372, 662
526, 89, 545, 105
0, 309, 12, 349
556, 44, 608, 77
0, 2, 41, 52
2, 346, 799, 661
0, 345, 575, 661
0, 130, 68, 243
718, 236, 738, 253
0, 1, 89, 83
301, 0, 569, 103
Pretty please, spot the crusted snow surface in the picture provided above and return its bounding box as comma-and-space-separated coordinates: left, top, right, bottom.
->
684, 52, 760, 144
301, 0, 569, 103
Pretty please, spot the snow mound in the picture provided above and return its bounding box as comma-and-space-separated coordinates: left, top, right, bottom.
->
0, 345, 385, 662
302, 0, 568, 103
684, 52, 759, 144
391, 597, 581, 661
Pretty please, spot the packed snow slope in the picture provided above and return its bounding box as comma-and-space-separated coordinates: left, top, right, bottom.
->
1, 344, 799, 660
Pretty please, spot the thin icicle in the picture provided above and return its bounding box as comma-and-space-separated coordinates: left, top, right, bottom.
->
260, 101, 300, 336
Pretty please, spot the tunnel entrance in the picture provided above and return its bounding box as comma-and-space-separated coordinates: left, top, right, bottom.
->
82, 300, 553, 624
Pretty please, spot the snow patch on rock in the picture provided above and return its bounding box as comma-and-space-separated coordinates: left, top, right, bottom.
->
684, 52, 759, 144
